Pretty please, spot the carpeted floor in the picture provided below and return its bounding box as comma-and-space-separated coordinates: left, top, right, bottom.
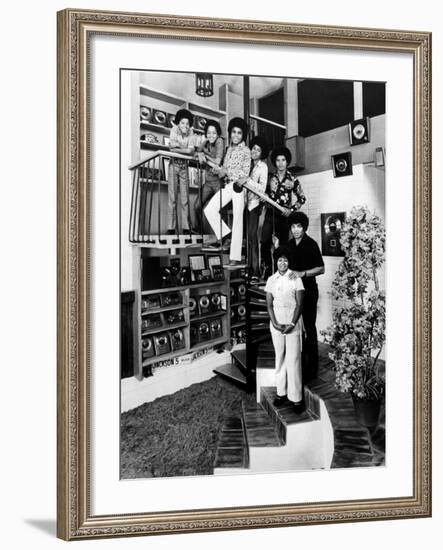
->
120, 376, 256, 479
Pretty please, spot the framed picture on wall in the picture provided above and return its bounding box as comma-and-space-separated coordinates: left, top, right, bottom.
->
57, 8, 431, 541
321, 212, 346, 256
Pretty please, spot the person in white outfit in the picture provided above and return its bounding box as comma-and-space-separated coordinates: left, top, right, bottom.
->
203, 117, 251, 266
264, 247, 305, 412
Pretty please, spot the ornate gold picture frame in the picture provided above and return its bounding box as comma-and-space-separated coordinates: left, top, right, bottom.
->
57, 8, 431, 540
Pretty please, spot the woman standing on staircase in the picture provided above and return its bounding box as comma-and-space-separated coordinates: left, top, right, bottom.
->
264, 247, 305, 413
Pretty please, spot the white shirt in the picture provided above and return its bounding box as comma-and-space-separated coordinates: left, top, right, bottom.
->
264, 270, 304, 325
246, 160, 268, 211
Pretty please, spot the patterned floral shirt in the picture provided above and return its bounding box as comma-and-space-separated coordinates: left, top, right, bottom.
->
268, 170, 306, 212
223, 142, 251, 184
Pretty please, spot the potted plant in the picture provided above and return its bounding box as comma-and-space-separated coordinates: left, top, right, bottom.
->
321, 205, 386, 428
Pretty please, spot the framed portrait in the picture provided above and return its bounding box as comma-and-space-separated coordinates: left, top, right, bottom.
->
57, 8, 431, 541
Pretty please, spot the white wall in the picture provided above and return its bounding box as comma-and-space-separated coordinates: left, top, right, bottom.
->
1, 2, 440, 550
299, 163, 385, 336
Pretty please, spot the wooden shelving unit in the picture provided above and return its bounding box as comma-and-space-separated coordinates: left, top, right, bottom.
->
134, 267, 246, 379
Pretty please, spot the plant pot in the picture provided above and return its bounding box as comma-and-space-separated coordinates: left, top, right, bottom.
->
352, 396, 381, 428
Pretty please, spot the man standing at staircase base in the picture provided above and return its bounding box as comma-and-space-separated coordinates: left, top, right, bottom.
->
274, 211, 325, 382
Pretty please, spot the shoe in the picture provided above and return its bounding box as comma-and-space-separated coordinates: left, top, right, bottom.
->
201, 243, 222, 251
227, 260, 246, 267
167, 229, 176, 235
273, 395, 288, 407
221, 236, 231, 249
292, 401, 305, 414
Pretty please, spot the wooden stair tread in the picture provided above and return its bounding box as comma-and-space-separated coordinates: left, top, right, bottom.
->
242, 403, 283, 447
231, 349, 247, 369
213, 415, 248, 469
261, 386, 319, 428
213, 363, 246, 386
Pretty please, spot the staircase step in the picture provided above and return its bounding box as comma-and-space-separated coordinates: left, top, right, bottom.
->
251, 323, 269, 332
231, 349, 247, 370
250, 312, 270, 321
247, 287, 266, 299
260, 386, 319, 444
242, 402, 283, 447
214, 415, 249, 469
251, 334, 271, 345
213, 363, 247, 387
249, 298, 267, 308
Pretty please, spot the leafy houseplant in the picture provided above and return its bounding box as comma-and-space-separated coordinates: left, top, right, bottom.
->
321, 206, 386, 424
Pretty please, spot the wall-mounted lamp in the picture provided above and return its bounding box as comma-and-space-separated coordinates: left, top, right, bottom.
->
195, 73, 214, 97
375, 147, 385, 167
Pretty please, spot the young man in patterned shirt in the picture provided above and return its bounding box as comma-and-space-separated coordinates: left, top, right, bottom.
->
260, 146, 306, 278
203, 117, 251, 266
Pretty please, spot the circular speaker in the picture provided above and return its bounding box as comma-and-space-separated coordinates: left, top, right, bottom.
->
142, 338, 152, 350
352, 123, 366, 140
199, 322, 209, 335
172, 329, 184, 343
199, 295, 210, 309
210, 319, 221, 330
238, 305, 246, 317
189, 297, 197, 312
211, 293, 220, 306
157, 335, 167, 346
336, 158, 348, 173
238, 284, 246, 296
230, 287, 235, 298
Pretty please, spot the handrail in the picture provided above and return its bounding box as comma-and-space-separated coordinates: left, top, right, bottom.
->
249, 114, 287, 130
128, 149, 196, 171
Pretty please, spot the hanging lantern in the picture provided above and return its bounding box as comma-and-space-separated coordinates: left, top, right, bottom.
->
195, 73, 214, 97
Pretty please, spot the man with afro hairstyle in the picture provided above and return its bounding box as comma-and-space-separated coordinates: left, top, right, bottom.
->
261, 146, 306, 278
204, 117, 251, 266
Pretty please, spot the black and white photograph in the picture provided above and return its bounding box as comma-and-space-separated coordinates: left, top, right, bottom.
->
120, 70, 386, 479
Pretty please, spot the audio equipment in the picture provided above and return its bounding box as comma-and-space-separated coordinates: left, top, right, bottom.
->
190, 324, 199, 347
209, 318, 223, 339
141, 314, 163, 332
141, 295, 161, 312
332, 152, 353, 178
153, 333, 171, 355
161, 292, 182, 307
210, 293, 221, 312
169, 329, 185, 351
165, 309, 185, 325
237, 304, 246, 321
349, 117, 370, 146
198, 295, 211, 315
178, 267, 191, 286
141, 336, 155, 359
189, 296, 198, 317
237, 283, 246, 298
198, 322, 211, 342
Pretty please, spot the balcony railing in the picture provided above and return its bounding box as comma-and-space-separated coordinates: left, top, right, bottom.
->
128, 149, 206, 248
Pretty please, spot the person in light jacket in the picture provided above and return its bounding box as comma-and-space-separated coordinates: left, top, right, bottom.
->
264, 246, 305, 412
